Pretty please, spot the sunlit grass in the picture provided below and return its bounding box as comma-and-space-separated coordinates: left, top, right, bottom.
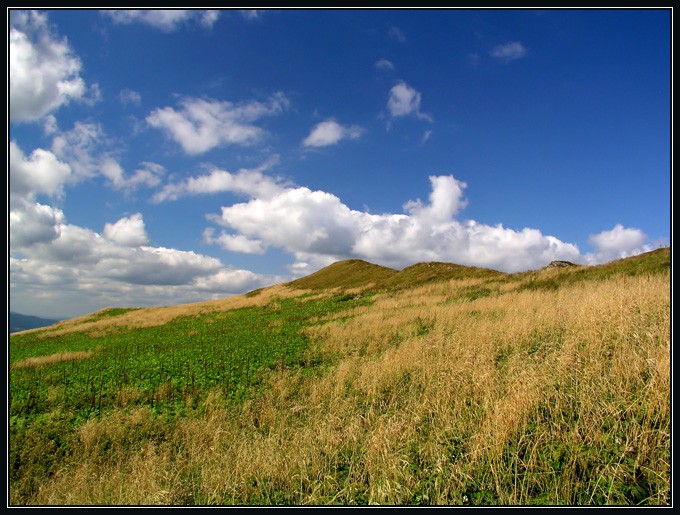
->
9, 248, 670, 505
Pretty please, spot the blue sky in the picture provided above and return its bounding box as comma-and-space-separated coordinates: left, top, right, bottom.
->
8, 8, 671, 320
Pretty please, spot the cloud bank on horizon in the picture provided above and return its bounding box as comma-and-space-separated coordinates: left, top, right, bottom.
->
8, 9, 669, 319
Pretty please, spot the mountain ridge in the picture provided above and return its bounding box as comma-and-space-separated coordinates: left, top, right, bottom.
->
9, 311, 61, 333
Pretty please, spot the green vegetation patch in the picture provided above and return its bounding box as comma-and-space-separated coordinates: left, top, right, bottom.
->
9, 293, 375, 424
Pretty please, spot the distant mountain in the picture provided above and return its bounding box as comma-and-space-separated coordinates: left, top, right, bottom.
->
9, 312, 61, 333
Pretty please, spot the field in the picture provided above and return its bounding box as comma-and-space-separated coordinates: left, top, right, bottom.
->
8, 248, 671, 505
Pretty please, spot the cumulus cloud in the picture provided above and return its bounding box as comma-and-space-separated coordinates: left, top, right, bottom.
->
103, 10, 220, 31
146, 93, 289, 154
193, 268, 279, 293
9, 10, 87, 122
10, 137, 279, 318
10, 140, 72, 201
206, 174, 585, 272
9, 140, 69, 250
10, 214, 281, 319
103, 213, 149, 247
490, 41, 527, 63
10, 200, 65, 248
387, 81, 433, 122
375, 58, 395, 71
203, 228, 266, 255
302, 120, 364, 148
585, 224, 652, 264
152, 159, 285, 203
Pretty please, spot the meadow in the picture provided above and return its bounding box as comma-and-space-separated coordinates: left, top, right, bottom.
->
8, 248, 671, 505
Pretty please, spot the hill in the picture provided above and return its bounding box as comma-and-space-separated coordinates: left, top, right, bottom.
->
382, 261, 503, 290
287, 259, 398, 290
9, 311, 60, 333
287, 259, 504, 293
8, 247, 670, 505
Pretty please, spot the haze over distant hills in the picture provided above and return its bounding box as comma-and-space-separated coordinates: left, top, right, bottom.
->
9, 312, 61, 333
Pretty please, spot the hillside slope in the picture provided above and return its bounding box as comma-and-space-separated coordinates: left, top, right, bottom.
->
9, 247, 670, 505
287, 259, 398, 290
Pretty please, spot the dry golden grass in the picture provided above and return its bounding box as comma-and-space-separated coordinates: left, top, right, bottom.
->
11, 350, 94, 369
23, 271, 670, 505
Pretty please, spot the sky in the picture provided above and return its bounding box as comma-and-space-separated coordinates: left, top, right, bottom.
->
8, 8, 671, 320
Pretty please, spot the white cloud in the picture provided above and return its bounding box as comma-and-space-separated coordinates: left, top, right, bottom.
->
200, 10, 221, 27
9, 10, 87, 122
10, 138, 279, 319
375, 58, 395, 71
207, 174, 584, 273
103, 10, 220, 31
490, 41, 527, 63
119, 88, 141, 106
10, 215, 281, 319
44, 122, 156, 193
9, 140, 69, 250
302, 120, 364, 148
402, 175, 468, 222
82, 82, 102, 107
585, 224, 652, 264
388, 26, 406, 42
193, 268, 280, 293
146, 93, 289, 154
103, 213, 149, 247
152, 159, 285, 203
43, 115, 58, 135
10, 140, 72, 201
203, 228, 266, 255
50, 121, 109, 180
214, 187, 358, 259
10, 200, 65, 248
101, 159, 164, 192
387, 81, 433, 122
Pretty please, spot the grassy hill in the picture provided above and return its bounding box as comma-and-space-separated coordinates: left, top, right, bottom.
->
287, 259, 398, 290
8, 248, 671, 506
287, 259, 503, 293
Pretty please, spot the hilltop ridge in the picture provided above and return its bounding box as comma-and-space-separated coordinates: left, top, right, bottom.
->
287, 259, 397, 290
286, 248, 670, 293
286, 258, 504, 292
